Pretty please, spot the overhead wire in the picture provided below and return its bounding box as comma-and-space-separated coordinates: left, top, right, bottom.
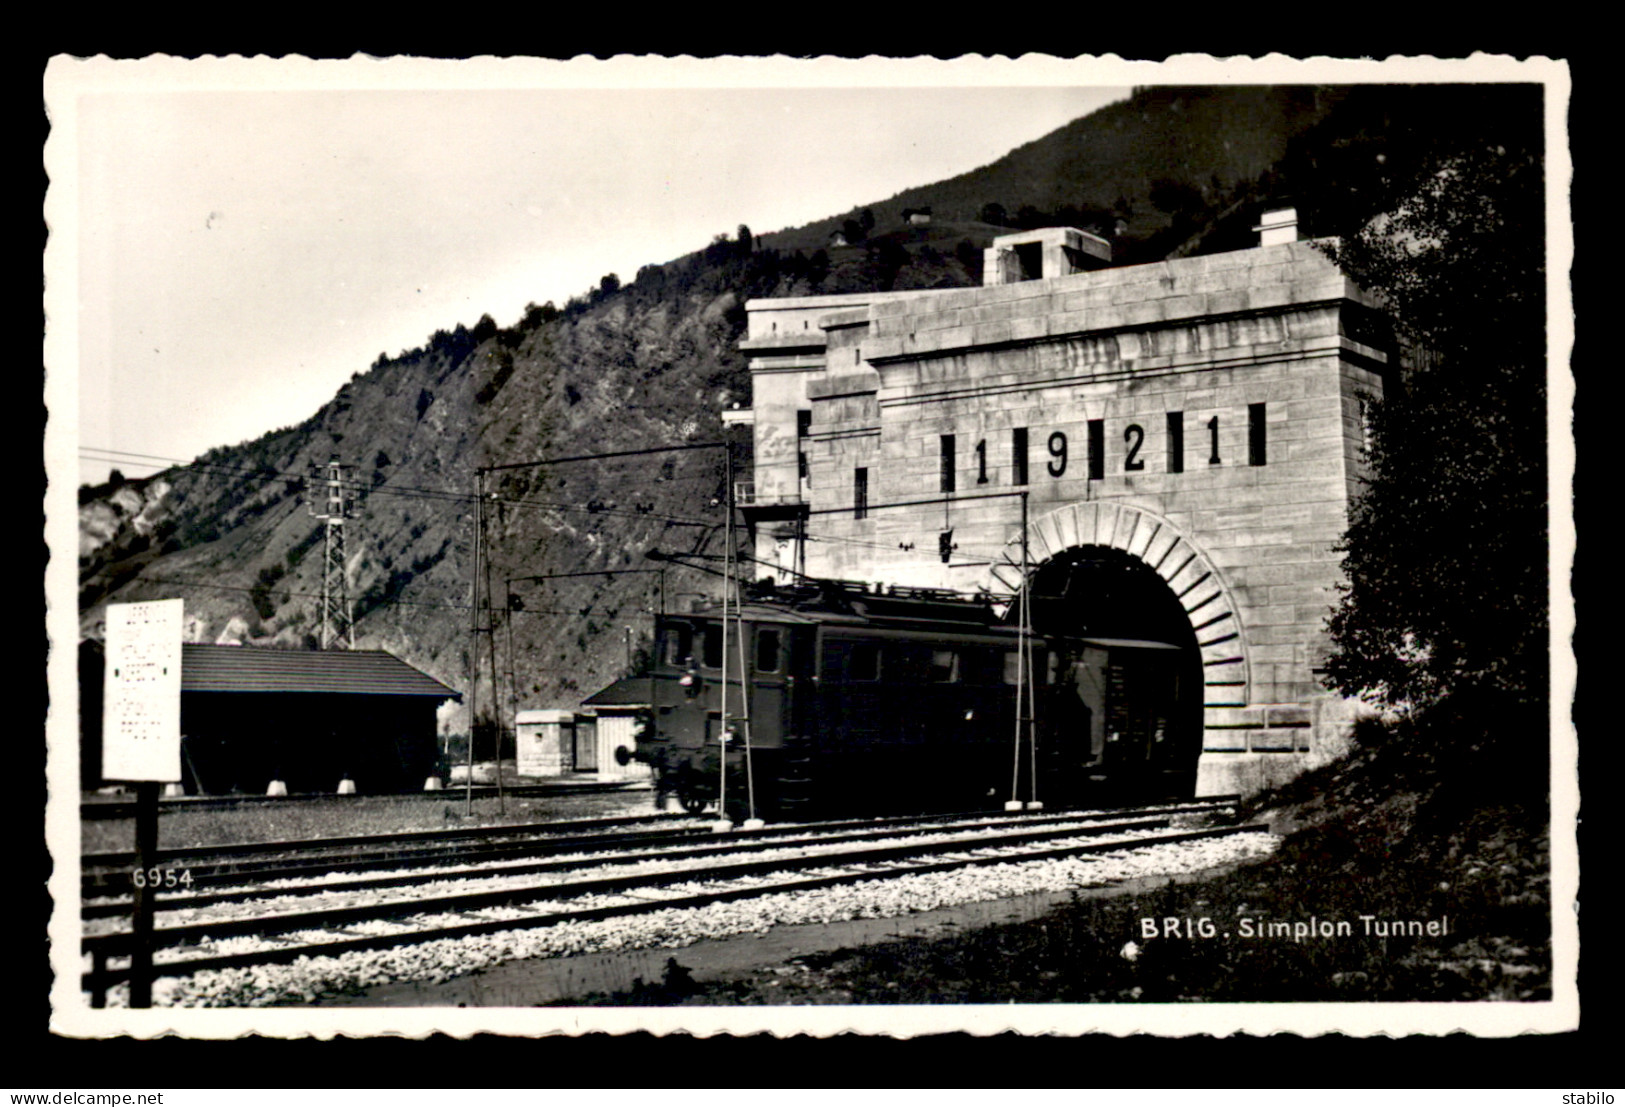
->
80, 444, 725, 528
110, 572, 669, 621
84, 443, 1017, 596
80, 439, 737, 658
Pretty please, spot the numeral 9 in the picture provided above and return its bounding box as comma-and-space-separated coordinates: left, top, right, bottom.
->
1047, 431, 1068, 477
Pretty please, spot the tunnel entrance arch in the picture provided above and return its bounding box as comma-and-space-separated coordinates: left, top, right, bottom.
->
978, 502, 1252, 796
1024, 545, 1200, 647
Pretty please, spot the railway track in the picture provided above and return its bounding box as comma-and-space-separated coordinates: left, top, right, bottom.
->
81, 797, 1260, 1005
81, 811, 708, 895
82, 797, 1242, 895
82, 800, 1238, 916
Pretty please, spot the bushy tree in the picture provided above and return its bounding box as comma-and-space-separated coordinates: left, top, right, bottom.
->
871, 238, 911, 291
1149, 177, 1204, 217
807, 249, 830, 287
523, 300, 559, 328
1321, 138, 1547, 713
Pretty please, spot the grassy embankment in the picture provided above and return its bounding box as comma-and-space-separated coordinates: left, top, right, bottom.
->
591, 696, 1554, 1005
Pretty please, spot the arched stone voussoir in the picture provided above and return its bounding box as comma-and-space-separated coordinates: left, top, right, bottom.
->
1126, 516, 1161, 561
988, 560, 1025, 595
1052, 502, 1082, 552
1109, 504, 1139, 551
1075, 501, 1102, 546
1095, 502, 1125, 549
1033, 511, 1065, 561
976, 501, 1249, 704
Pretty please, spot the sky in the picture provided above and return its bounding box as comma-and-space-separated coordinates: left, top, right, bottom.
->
51, 56, 1140, 486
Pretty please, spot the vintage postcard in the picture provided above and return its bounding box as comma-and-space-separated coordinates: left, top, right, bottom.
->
44, 52, 1576, 1040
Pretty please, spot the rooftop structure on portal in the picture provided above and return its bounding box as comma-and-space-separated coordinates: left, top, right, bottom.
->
982, 226, 1114, 285
1252, 206, 1303, 247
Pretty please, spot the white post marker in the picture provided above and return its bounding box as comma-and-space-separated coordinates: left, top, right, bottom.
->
101, 597, 183, 1008
102, 598, 183, 784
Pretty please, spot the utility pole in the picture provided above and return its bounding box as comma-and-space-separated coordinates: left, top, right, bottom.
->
482, 487, 505, 815
466, 468, 483, 817
717, 448, 732, 829
308, 456, 358, 649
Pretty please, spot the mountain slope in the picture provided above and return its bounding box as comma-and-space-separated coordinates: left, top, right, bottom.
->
758, 86, 1346, 263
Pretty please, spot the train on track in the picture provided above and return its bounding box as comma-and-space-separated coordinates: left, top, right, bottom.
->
627, 580, 1203, 820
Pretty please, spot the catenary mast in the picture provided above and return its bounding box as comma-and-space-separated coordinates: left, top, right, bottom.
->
308, 455, 358, 649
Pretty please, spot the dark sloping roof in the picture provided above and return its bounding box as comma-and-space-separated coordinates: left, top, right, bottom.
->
180, 645, 460, 699
581, 676, 652, 707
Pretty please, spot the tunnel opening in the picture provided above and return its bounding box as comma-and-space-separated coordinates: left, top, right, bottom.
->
1015, 545, 1205, 801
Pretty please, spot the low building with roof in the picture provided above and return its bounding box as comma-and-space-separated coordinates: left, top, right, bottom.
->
514, 673, 654, 783
80, 642, 461, 794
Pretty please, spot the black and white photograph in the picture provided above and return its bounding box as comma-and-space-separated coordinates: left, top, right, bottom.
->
43, 53, 1575, 1040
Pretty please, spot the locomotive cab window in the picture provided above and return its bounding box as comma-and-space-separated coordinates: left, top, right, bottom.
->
1003, 650, 1025, 685
664, 623, 693, 666
848, 642, 881, 682
702, 624, 723, 669
755, 628, 782, 673
929, 649, 959, 683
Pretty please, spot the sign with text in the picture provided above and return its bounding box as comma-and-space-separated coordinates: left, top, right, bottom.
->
102, 598, 183, 782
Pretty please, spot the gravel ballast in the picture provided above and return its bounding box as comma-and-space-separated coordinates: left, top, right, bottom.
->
98, 830, 1277, 1007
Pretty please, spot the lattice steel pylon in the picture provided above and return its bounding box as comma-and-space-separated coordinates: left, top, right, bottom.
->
307, 456, 359, 649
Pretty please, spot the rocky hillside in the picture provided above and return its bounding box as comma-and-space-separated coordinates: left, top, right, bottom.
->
76, 82, 1534, 734
75, 241, 864, 729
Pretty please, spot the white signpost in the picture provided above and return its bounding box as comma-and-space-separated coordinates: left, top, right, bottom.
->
98, 597, 183, 1008
102, 598, 183, 783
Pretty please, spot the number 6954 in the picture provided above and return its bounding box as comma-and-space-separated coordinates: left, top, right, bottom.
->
131, 866, 192, 889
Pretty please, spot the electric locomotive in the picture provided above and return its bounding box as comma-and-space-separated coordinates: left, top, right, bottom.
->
626, 579, 1202, 820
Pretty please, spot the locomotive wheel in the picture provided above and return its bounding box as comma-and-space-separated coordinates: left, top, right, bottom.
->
673, 773, 711, 816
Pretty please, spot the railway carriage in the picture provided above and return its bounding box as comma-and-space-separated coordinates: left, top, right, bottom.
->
630, 580, 1202, 820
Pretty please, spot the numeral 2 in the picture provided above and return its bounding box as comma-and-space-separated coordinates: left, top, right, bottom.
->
1124, 424, 1145, 471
